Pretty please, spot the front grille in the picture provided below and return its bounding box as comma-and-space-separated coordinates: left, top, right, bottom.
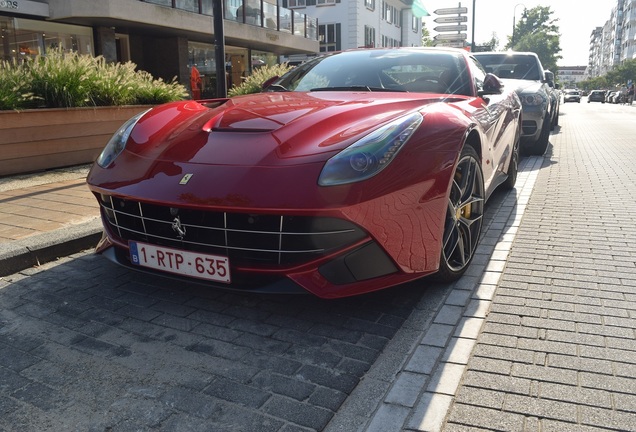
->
521, 120, 538, 136
97, 194, 367, 268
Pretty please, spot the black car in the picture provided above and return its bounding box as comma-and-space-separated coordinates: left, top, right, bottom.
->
588, 90, 605, 103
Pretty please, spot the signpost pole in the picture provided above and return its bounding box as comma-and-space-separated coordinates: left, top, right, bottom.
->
471, 0, 476, 51
432, 3, 469, 49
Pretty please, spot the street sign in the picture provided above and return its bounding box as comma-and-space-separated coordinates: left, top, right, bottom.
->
433, 16, 468, 23
434, 24, 468, 32
434, 33, 467, 41
434, 42, 466, 48
434, 7, 468, 15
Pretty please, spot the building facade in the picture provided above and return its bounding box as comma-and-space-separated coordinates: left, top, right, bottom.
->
587, 0, 636, 78
281, 0, 423, 63
556, 66, 588, 89
1, 0, 319, 97
1, 0, 424, 97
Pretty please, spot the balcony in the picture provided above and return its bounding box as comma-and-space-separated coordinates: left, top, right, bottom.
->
142, 0, 318, 40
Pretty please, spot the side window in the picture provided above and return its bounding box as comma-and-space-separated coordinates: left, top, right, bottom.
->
468, 57, 487, 94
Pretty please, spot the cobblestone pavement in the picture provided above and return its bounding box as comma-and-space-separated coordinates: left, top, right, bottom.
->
0, 256, 438, 431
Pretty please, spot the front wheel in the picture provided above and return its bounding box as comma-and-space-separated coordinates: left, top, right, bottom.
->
435, 146, 485, 282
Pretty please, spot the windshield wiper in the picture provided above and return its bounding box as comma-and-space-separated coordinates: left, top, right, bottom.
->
265, 84, 289, 92
310, 86, 405, 92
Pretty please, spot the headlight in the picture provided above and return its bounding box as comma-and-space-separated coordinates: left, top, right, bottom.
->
318, 112, 423, 186
96, 109, 151, 168
519, 93, 545, 106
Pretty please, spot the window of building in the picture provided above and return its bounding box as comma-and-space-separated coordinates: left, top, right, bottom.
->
365, 0, 375, 11
381, 35, 400, 48
384, 2, 393, 24
319, 23, 340, 52
289, 0, 307, 7
381, 2, 400, 25
364, 25, 375, 47
412, 15, 419, 32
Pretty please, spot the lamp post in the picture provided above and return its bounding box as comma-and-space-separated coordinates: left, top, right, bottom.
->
213, 0, 227, 98
511, 3, 526, 47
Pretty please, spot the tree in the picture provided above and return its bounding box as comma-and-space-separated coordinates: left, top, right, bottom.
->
580, 59, 636, 91
507, 6, 562, 73
608, 59, 636, 87
478, 33, 499, 52
422, 21, 434, 47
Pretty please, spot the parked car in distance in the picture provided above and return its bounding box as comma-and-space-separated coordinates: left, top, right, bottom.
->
588, 90, 606, 103
86, 47, 523, 299
608, 90, 625, 104
563, 89, 581, 103
474, 51, 556, 156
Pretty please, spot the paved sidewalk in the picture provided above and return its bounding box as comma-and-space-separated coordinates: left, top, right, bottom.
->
0, 165, 102, 276
439, 110, 636, 431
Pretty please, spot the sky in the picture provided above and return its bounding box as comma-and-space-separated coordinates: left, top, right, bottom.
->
421, 0, 617, 66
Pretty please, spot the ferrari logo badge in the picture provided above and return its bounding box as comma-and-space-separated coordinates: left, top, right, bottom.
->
171, 216, 187, 240
179, 173, 193, 185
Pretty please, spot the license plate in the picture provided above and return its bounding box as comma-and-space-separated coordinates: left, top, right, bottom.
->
129, 241, 231, 283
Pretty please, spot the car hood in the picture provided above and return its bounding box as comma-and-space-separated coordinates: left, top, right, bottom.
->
122, 92, 449, 166
500, 79, 546, 95
88, 91, 465, 210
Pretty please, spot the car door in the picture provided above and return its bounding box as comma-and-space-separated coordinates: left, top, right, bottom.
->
467, 56, 513, 193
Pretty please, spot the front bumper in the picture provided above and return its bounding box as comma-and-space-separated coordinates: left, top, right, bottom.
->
89, 165, 452, 299
519, 104, 546, 142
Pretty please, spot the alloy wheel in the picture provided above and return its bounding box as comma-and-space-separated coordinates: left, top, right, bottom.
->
441, 147, 485, 274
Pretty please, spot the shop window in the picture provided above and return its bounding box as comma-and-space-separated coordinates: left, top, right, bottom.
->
1, 17, 93, 61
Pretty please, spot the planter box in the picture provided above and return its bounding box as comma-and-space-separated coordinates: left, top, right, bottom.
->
0, 105, 151, 177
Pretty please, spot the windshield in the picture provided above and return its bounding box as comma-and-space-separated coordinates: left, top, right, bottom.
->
474, 54, 542, 81
269, 49, 472, 96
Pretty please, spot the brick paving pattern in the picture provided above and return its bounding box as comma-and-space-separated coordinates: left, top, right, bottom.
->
0, 178, 98, 242
443, 108, 636, 431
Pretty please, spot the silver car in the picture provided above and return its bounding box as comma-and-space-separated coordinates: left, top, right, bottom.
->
563, 89, 581, 103
474, 52, 555, 156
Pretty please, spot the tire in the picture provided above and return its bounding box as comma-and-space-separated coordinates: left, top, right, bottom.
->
524, 114, 550, 156
435, 145, 485, 282
502, 126, 520, 190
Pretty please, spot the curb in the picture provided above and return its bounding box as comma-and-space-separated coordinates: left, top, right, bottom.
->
0, 218, 103, 277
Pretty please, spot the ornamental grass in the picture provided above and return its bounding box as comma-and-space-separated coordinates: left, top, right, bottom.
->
228, 62, 293, 97
0, 49, 187, 110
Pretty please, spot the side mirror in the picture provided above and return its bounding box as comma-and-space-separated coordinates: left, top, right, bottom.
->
479, 73, 504, 96
544, 71, 555, 86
